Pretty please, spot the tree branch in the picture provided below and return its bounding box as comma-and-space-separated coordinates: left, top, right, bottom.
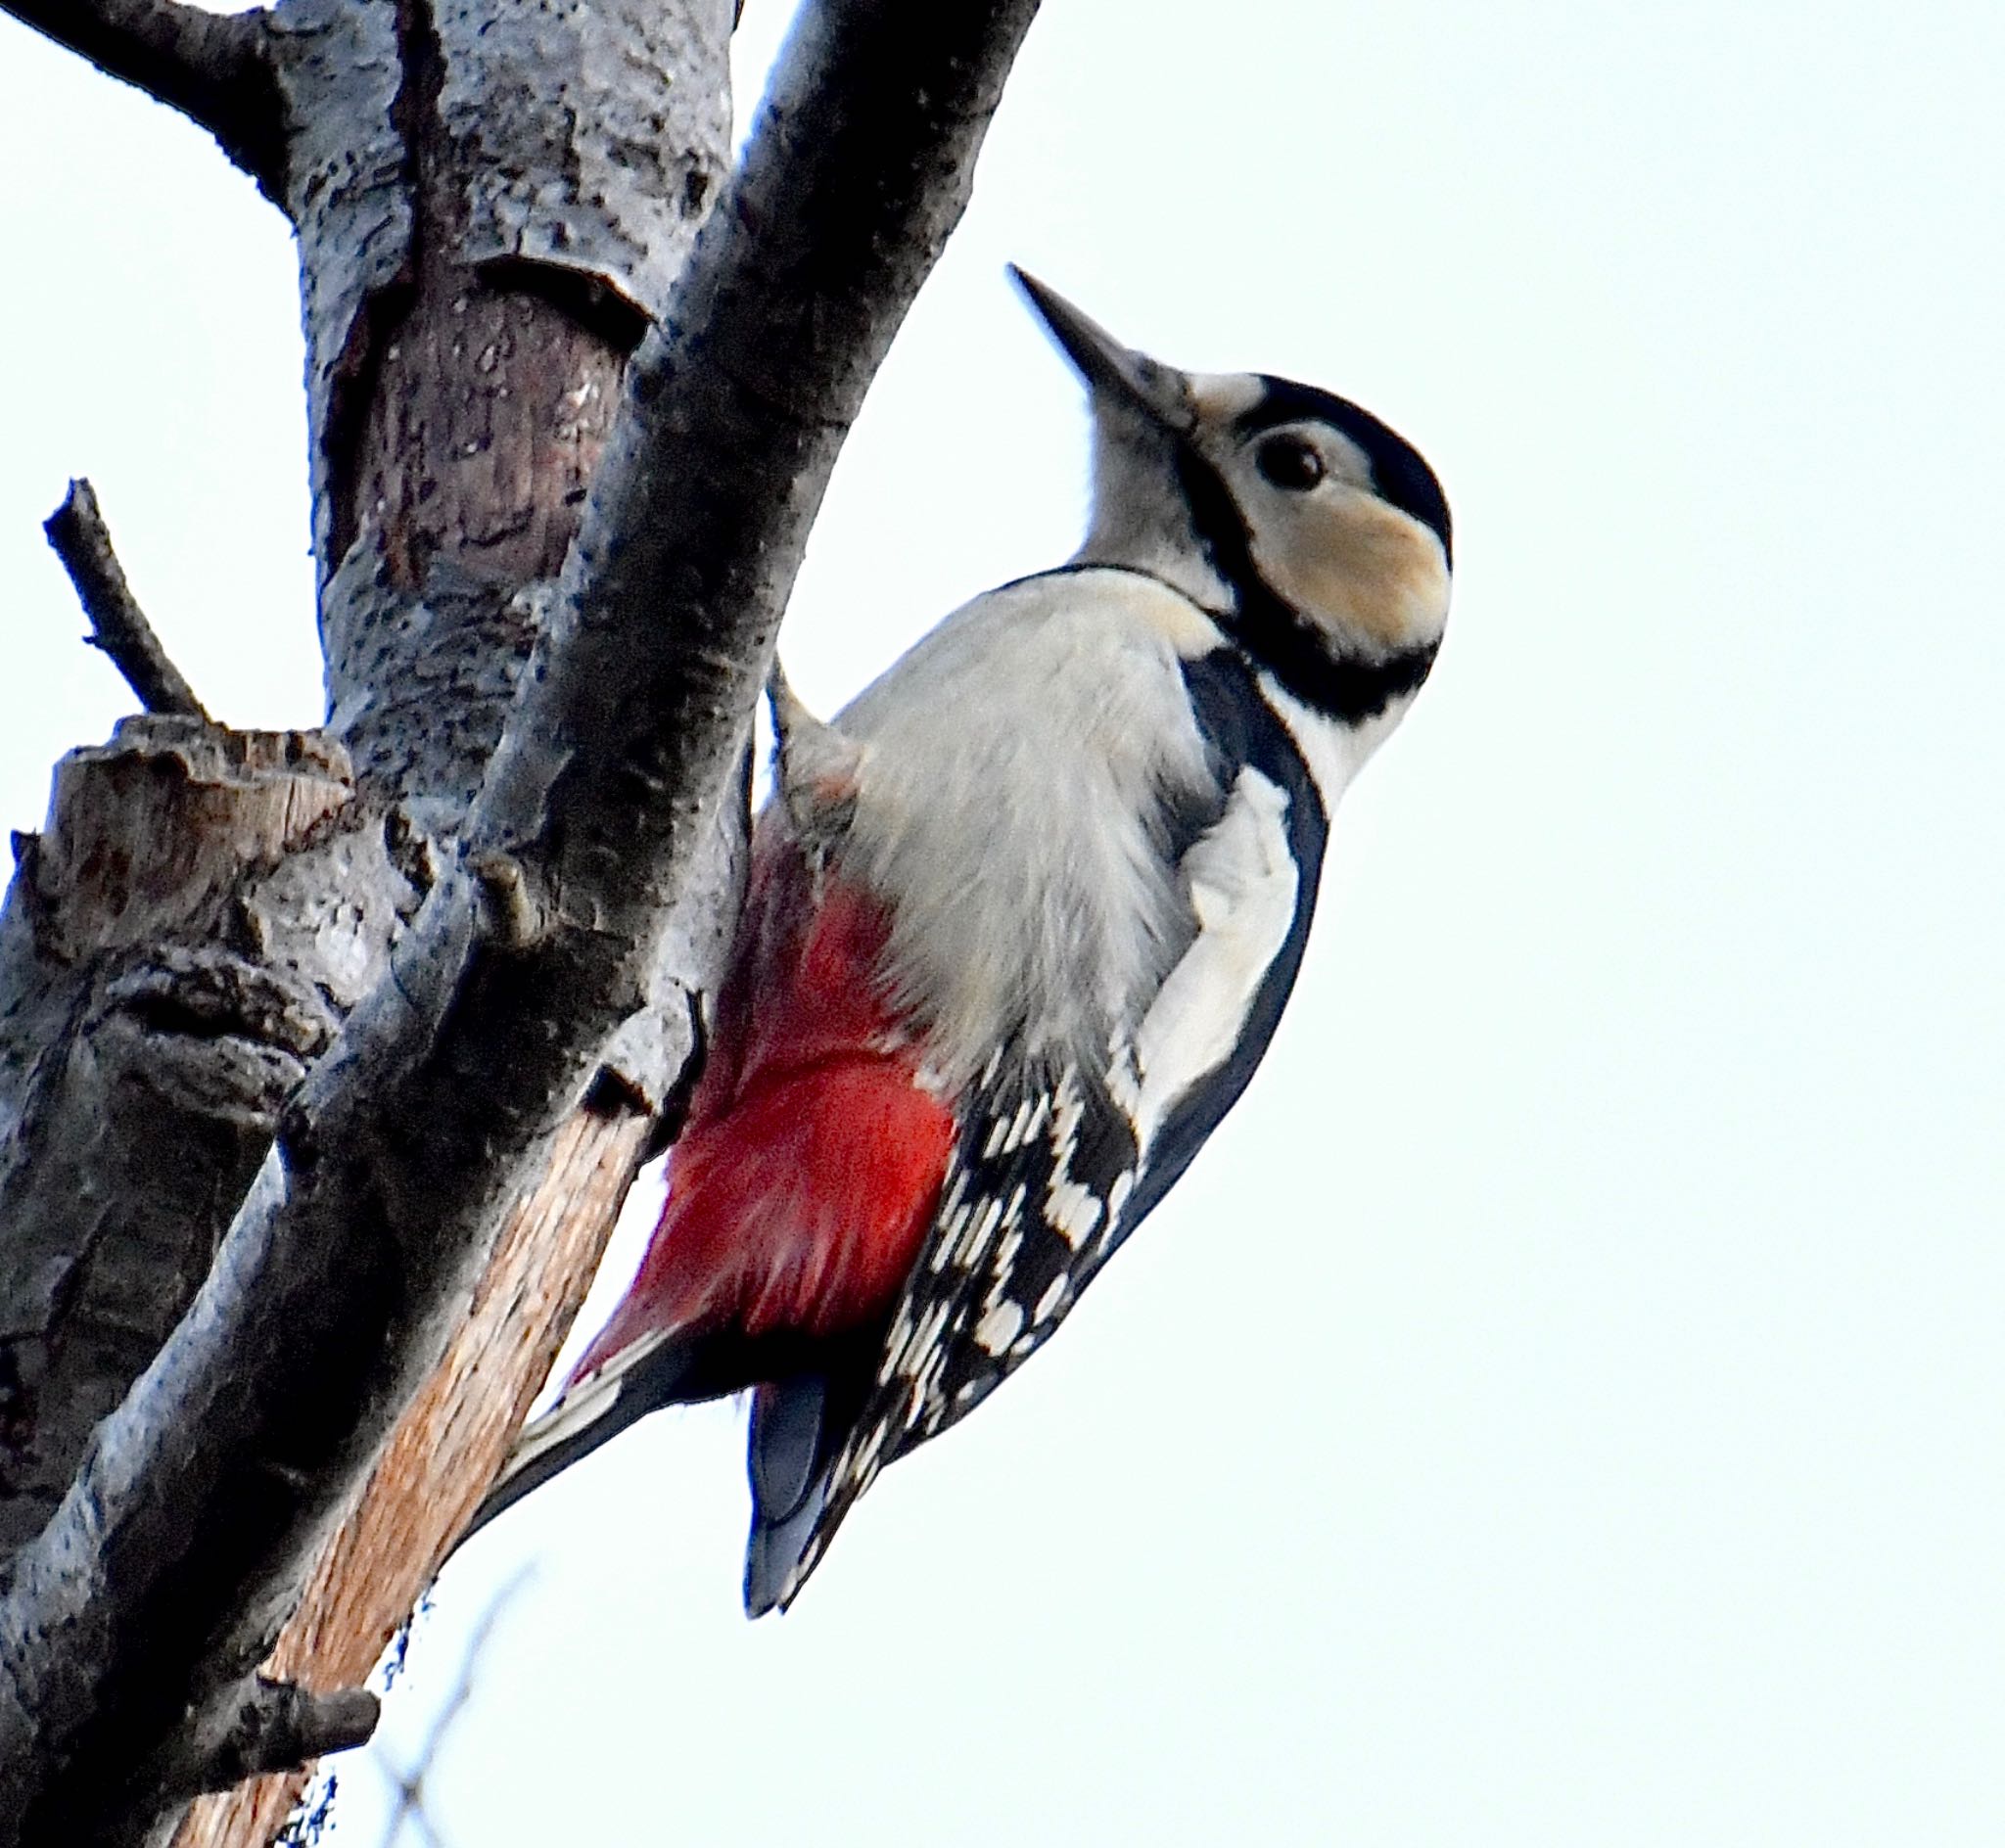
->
0, 0, 1043, 1840
44, 480, 210, 720
0, 0, 287, 202
159, 1679, 378, 1801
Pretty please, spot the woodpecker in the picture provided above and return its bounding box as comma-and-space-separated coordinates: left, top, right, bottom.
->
468, 269, 1453, 1614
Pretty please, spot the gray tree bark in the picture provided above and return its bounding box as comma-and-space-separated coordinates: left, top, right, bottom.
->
0, 1, 1043, 1843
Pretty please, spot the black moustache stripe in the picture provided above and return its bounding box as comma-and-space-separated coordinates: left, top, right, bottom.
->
1172, 442, 1438, 725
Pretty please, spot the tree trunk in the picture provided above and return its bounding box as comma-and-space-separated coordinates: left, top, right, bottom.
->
0, 0, 1043, 1841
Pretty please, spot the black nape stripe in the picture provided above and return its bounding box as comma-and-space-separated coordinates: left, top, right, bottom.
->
1173, 443, 1438, 725
1237, 377, 1452, 567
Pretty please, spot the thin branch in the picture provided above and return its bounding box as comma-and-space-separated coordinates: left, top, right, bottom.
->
0, 0, 1043, 1840
43, 479, 210, 720
371, 1568, 535, 1848
0, 0, 288, 203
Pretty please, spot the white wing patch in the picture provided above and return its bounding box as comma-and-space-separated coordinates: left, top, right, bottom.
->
1130, 765, 1299, 1149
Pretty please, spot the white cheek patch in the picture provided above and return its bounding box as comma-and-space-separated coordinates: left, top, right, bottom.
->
1253, 489, 1450, 655
1130, 766, 1299, 1147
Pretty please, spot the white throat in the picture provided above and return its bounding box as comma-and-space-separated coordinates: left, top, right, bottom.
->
1254, 670, 1415, 809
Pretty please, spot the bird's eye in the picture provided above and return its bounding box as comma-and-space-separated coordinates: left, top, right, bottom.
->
1255, 434, 1325, 491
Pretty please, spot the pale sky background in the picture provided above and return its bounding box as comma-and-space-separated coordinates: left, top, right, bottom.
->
2, 1, 2002, 1843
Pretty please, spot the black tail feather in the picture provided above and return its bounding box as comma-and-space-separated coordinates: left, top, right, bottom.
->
741, 1332, 885, 1614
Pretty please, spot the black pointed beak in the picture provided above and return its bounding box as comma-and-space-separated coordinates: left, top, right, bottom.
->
1009, 266, 1193, 435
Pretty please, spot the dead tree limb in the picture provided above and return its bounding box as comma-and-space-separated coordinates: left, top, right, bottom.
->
0, 0, 287, 202
0, 0, 1043, 1842
44, 480, 210, 720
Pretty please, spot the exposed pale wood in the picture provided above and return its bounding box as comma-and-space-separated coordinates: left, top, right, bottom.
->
174, 1103, 650, 1848
30, 722, 353, 960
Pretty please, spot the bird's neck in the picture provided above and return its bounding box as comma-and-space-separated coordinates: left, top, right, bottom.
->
1070, 524, 1233, 619
1075, 417, 1236, 615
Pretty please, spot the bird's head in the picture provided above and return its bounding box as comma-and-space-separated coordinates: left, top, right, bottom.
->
1013, 267, 1452, 721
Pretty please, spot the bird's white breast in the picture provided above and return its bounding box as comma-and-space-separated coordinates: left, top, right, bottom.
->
835, 569, 1227, 1091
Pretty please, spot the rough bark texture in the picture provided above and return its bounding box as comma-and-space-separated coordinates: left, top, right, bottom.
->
177, 1105, 651, 1848
0, 721, 402, 1556
0, 0, 1044, 1841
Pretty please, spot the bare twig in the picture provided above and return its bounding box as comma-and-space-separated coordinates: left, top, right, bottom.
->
0, 0, 1043, 1839
370, 1569, 535, 1848
0, 0, 286, 202
43, 479, 210, 721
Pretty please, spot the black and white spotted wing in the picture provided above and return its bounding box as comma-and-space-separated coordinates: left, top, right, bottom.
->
761, 650, 1331, 1610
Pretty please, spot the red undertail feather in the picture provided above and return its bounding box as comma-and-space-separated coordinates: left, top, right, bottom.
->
573, 826, 956, 1382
